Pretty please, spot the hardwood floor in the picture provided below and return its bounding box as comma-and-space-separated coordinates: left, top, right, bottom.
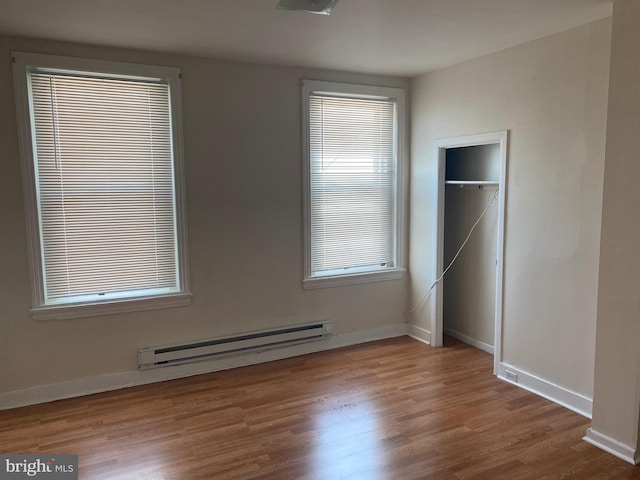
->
1, 336, 638, 479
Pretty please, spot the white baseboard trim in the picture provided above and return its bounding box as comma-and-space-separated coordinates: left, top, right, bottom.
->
443, 328, 494, 354
496, 362, 592, 418
584, 428, 639, 465
407, 324, 431, 345
0, 323, 408, 411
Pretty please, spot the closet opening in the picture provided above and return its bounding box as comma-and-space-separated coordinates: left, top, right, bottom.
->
432, 131, 508, 375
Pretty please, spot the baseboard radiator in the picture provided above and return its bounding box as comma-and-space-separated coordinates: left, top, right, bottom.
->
138, 321, 333, 369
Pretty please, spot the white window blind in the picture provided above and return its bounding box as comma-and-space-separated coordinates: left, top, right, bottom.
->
28, 71, 180, 305
308, 93, 397, 277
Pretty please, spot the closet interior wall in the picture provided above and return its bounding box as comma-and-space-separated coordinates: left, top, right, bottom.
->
443, 144, 500, 353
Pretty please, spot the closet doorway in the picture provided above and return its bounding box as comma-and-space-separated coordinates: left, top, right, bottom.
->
432, 131, 508, 375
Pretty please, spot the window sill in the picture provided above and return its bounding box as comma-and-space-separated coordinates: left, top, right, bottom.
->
31, 292, 192, 321
303, 268, 405, 290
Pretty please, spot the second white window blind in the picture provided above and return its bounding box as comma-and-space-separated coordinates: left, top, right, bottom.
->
308, 94, 397, 276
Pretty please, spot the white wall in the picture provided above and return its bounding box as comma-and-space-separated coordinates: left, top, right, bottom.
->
0, 35, 410, 395
590, 0, 640, 459
410, 19, 611, 400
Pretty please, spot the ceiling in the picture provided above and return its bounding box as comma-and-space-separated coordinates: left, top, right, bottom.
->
0, 0, 613, 77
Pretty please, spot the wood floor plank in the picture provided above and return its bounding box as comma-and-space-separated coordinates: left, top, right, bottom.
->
1, 336, 639, 479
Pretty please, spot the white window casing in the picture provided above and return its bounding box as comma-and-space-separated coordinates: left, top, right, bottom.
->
12, 52, 191, 320
302, 80, 406, 289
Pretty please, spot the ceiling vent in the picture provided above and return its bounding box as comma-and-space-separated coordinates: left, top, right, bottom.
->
276, 0, 339, 15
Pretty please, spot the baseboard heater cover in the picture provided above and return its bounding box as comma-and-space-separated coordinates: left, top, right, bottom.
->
138, 321, 333, 369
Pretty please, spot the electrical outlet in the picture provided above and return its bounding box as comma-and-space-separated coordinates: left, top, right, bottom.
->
505, 370, 518, 382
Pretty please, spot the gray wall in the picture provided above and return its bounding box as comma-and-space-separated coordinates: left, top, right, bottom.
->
444, 185, 498, 348
0, 35, 410, 393
592, 0, 640, 453
445, 144, 500, 182
410, 18, 611, 399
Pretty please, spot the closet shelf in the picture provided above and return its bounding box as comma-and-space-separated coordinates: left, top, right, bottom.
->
445, 180, 499, 186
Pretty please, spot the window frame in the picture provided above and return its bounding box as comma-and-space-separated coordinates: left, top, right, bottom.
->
301, 79, 406, 289
12, 52, 191, 320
